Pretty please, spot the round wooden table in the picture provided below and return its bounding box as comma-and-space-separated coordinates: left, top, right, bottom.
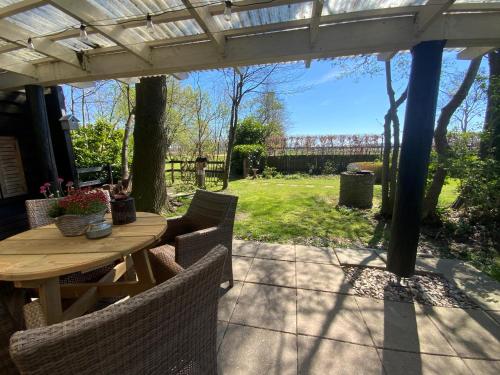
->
0, 212, 167, 325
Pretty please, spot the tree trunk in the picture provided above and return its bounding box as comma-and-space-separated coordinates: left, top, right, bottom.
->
131, 76, 168, 213
381, 60, 407, 217
479, 50, 500, 161
222, 99, 238, 189
423, 57, 481, 219
121, 111, 134, 181
381, 110, 392, 216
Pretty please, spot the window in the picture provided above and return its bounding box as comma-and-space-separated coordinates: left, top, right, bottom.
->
0, 136, 27, 199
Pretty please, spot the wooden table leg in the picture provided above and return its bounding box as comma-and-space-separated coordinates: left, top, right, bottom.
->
38, 277, 63, 325
130, 249, 156, 296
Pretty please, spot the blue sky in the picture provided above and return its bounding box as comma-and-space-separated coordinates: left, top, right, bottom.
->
182, 51, 484, 136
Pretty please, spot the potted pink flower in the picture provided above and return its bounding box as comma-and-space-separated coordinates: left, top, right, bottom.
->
48, 189, 108, 236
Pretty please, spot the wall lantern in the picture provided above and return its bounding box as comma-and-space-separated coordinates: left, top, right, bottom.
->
59, 113, 80, 130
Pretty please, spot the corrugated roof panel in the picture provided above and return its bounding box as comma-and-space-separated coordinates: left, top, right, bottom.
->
6, 5, 79, 35
5, 48, 46, 61
87, 0, 186, 20
322, 0, 426, 16
215, 2, 313, 30
0, 0, 23, 7
129, 19, 203, 41
57, 34, 117, 51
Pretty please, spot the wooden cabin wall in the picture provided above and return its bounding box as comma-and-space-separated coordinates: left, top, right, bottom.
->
0, 87, 74, 239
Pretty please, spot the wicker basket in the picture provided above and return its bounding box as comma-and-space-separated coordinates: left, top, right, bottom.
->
54, 210, 106, 237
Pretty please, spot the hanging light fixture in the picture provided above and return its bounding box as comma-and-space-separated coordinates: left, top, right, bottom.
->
224, 1, 232, 22
146, 13, 155, 34
79, 24, 89, 42
27, 37, 35, 50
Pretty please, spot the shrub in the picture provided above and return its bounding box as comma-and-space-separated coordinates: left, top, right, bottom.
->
235, 117, 267, 145
346, 161, 383, 183
231, 144, 267, 176
322, 160, 337, 175
262, 166, 282, 179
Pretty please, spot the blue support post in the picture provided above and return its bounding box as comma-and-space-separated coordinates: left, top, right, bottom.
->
387, 41, 445, 277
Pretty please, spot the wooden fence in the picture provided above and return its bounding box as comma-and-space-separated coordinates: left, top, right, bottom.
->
167, 160, 225, 185
266, 154, 379, 175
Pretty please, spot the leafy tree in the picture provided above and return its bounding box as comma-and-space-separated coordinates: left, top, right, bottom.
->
71, 117, 124, 168
235, 117, 267, 145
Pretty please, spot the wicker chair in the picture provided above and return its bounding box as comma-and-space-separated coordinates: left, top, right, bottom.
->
10, 245, 228, 375
25, 198, 60, 229
149, 189, 238, 287
1, 282, 25, 375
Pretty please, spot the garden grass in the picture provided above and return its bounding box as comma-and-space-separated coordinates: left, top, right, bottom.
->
168, 175, 459, 248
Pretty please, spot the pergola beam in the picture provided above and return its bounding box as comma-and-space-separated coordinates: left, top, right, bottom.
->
457, 46, 495, 60
415, 0, 455, 35
0, 12, 498, 90
0, 19, 84, 69
0, 53, 38, 78
310, 0, 324, 46
377, 51, 397, 61
181, 0, 225, 54
47, 0, 152, 65
0, 0, 44, 18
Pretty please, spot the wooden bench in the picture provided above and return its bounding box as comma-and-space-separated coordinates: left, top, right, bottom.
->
76, 164, 113, 188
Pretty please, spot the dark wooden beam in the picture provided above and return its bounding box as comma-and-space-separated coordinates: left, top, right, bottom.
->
25, 85, 59, 188
387, 40, 445, 277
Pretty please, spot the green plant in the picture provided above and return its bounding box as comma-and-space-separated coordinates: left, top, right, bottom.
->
262, 166, 281, 179
235, 117, 267, 145
48, 189, 108, 218
347, 161, 383, 183
231, 144, 267, 175
322, 160, 337, 175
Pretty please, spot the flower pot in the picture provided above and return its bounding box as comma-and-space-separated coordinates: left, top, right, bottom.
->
111, 197, 136, 225
54, 210, 106, 236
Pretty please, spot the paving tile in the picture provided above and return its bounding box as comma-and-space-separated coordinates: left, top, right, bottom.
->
246, 258, 296, 287
232, 256, 253, 281
356, 297, 455, 355
219, 281, 244, 321
463, 358, 500, 375
422, 305, 500, 359
232, 240, 261, 257
218, 324, 297, 375
379, 350, 470, 375
295, 245, 339, 265
298, 335, 382, 375
255, 243, 295, 261
217, 321, 228, 352
231, 283, 297, 333
334, 247, 386, 267
296, 262, 354, 294
297, 289, 372, 344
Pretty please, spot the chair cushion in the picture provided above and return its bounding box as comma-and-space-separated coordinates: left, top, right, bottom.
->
148, 245, 183, 284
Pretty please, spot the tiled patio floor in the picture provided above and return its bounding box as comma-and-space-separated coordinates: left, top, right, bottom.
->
217, 240, 500, 375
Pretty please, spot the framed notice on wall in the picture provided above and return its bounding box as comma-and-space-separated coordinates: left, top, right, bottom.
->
0, 136, 27, 199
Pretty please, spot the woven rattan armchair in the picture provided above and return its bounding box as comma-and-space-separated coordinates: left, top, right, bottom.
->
149, 190, 238, 287
9, 245, 228, 375
25, 198, 60, 229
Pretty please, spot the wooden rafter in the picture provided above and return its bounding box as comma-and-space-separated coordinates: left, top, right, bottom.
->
47, 0, 152, 65
457, 46, 496, 60
0, 19, 83, 69
1, 11, 498, 90
309, 0, 324, 46
0, 53, 37, 78
181, 0, 225, 54
415, 0, 455, 35
0, 0, 44, 19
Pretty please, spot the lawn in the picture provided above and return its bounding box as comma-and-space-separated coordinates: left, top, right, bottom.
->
168, 175, 459, 248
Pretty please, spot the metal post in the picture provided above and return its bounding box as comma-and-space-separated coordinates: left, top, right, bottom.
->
387, 41, 445, 277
